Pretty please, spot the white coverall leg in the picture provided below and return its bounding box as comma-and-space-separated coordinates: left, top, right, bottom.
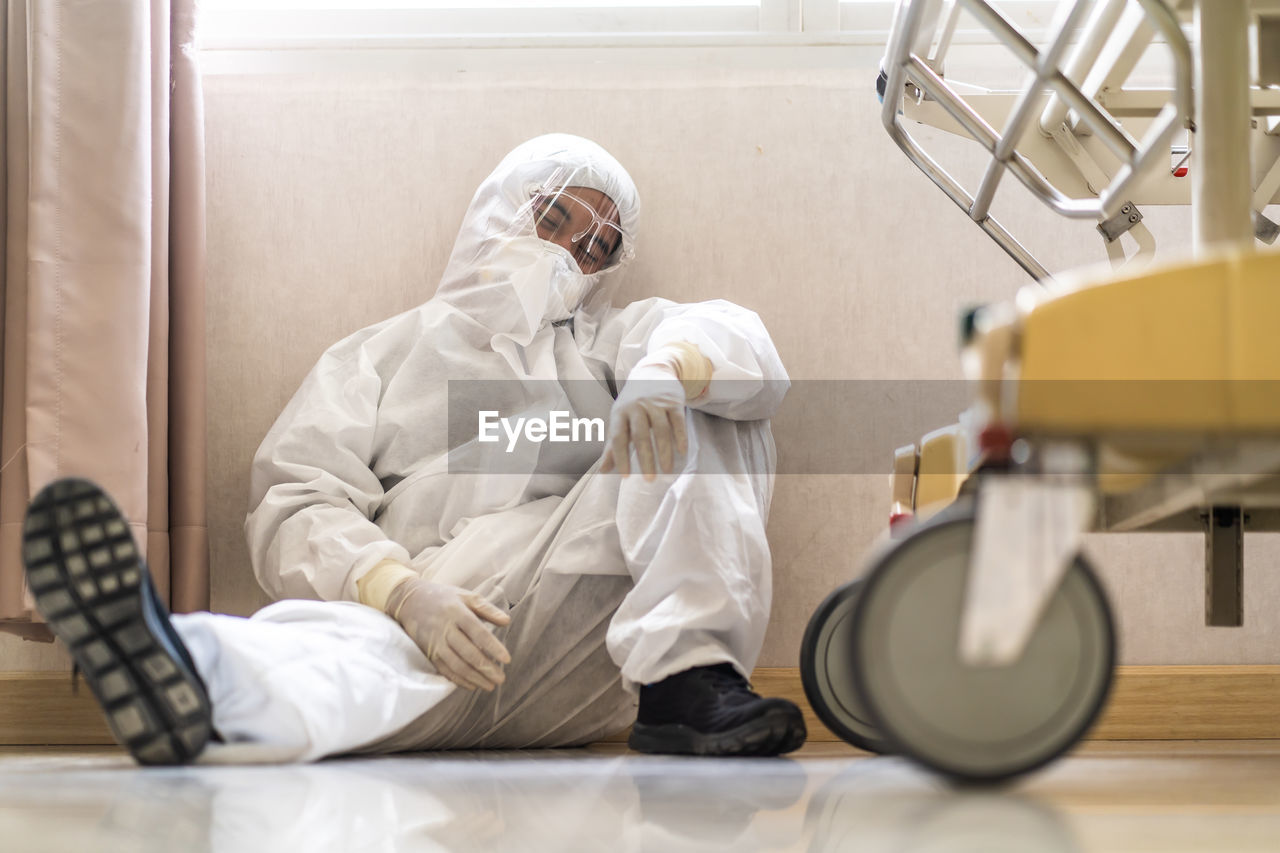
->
172, 411, 775, 763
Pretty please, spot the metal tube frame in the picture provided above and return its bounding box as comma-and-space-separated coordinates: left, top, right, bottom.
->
1192, 0, 1255, 253
1040, 0, 1131, 133
880, 0, 1193, 281
968, 0, 1095, 222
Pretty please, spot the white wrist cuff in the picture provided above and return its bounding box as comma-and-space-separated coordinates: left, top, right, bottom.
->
643, 340, 713, 400
356, 559, 419, 612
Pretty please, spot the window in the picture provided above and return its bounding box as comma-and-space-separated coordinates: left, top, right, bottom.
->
199, 0, 798, 46
197, 0, 1063, 48
827, 1, 1067, 40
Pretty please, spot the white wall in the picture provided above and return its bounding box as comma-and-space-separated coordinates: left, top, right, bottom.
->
5, 42, 1279, 670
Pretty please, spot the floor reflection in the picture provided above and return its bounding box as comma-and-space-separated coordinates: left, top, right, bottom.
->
0, 750, 809, 853
804, 758, 1080, 853
5, 746, 1280, 852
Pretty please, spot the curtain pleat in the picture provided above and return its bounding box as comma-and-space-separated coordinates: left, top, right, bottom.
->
0, 0, 37, 636
0, 0, 209, 643
147, 0, 174, 605
168, 0, 210, 615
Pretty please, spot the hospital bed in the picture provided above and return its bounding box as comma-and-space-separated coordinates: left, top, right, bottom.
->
800, 0, 1280, 782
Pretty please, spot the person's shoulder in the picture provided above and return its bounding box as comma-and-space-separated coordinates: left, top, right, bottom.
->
340, 304, 428, 348
314, 303, 434, 375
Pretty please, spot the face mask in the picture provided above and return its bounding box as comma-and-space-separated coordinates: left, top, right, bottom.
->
543, 259, 599, 322
487, 235, 601, 324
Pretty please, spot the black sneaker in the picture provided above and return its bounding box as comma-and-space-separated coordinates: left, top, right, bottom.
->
22, 478, 212, 765
628, 663, 807, 757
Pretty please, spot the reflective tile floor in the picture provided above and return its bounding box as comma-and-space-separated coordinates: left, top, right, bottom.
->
3, 740, 1280, 852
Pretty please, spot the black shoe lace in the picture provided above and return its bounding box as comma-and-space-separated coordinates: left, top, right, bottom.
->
699, 664, 759, 696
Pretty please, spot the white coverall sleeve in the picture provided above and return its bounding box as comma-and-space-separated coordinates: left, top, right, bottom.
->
596, 297, 790, 420
245, 348, 411, 603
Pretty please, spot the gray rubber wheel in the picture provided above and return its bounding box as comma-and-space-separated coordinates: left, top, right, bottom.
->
851, 502, 1115, 784
800, 579, 891, 754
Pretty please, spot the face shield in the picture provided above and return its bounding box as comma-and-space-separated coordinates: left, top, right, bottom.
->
435, 134, 641, 341
515, 167, 636, 276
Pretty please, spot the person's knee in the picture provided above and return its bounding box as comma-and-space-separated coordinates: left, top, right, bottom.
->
614, 413, 775, 522
660, 411, 775, 479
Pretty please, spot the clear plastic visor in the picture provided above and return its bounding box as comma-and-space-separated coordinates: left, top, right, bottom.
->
523, 184, 631, 274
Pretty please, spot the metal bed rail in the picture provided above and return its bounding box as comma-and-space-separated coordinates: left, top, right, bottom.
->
879, 0, 1193, 281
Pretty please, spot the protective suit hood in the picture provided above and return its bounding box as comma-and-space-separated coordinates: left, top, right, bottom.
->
435, 134, 641, 357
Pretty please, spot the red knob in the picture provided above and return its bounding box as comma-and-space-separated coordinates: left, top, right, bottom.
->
980, 423, 1014, 462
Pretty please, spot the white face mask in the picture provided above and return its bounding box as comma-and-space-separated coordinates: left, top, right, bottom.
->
486, 235, 601, 324
543, 260, 598, 322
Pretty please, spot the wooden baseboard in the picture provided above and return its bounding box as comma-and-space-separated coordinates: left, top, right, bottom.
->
4, 666, 1280, 746
605, 666, 1280, 744
764, 665, 1280, 742
0, 673, 114, 746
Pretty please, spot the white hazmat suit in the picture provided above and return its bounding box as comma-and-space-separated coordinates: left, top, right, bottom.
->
170, 134, 789, 763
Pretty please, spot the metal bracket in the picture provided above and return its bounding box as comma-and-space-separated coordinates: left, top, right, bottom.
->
1257, 210, 1280, 245
1204, 506, 1244, 627
1097, 201, 1144, 243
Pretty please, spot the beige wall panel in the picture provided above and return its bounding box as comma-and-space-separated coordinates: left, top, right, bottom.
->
195, 52, 1280, 670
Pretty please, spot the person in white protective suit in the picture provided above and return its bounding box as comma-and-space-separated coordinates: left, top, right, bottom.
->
21, 133, 805, 766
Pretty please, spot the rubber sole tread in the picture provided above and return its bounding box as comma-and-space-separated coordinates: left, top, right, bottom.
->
22, 478, 211, 766
628, 706, 807, 757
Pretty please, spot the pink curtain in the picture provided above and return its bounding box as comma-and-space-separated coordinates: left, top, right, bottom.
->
0, 0, 208, 641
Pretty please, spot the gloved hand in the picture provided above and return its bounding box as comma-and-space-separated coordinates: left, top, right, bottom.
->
602, 341, 712, 481
385, 576, 512, 692
601, 363, 689, 481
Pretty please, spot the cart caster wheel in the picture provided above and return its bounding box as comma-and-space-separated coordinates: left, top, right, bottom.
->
800, 579, 892, 754
851, 501, 1116, 784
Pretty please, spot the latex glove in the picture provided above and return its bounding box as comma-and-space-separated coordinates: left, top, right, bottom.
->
385, 577, 512, 691
601, 363, 689, 481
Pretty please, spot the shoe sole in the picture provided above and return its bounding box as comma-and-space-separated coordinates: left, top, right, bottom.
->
628, 707, 807, 757
22, 478, 211, 765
